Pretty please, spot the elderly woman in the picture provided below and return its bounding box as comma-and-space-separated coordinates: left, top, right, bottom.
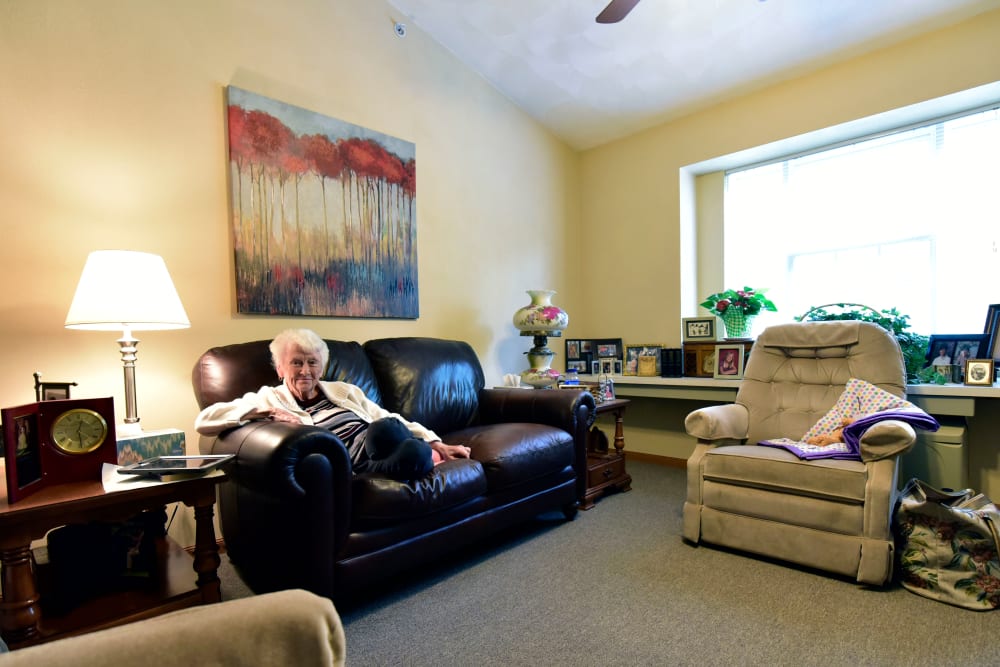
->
195, 328, 471, 479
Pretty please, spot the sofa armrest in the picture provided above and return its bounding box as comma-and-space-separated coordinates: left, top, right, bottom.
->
684, 403, 749, 441
478, 387, 596, 504
199, 421, 353, 597
858, 419, 916, 462
200, 421, 354, 501
478, 387, 596, 431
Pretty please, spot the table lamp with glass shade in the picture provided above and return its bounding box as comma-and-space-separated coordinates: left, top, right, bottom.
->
512, 289, 569, 388
64, 250, 190, 437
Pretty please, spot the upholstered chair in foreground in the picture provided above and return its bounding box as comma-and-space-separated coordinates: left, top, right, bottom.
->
683, 321, 918, 585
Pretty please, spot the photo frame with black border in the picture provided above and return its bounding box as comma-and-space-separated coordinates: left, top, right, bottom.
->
33, 372, 78, 402
964, 359, 994, 386
682, 317, 717, 342
983, 304, 1000, 361
713, 344, 745, 379
924, 334, 987, 368
569, 338, 623, 375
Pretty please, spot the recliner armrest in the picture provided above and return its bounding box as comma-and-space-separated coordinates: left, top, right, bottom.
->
684, 403, 749, 441
858, 419, 916, 462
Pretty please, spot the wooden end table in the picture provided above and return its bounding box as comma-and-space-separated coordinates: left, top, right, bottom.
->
580, 398, 633, 509
0, 465, 224, 648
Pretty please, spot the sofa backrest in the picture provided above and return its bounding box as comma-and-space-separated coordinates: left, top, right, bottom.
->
363, 337, 485, 436
191, 339, 381, 409
737, 320, 905, 445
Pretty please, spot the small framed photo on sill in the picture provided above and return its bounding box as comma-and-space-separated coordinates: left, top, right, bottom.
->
713, 344, 745, 379
964, 359, 994, 386
683, 317, 717, 342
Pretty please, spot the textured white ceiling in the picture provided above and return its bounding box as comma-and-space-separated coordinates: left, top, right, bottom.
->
386, 0, 1000, 150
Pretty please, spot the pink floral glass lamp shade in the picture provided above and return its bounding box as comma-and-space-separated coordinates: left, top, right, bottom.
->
512, 290, 569, 388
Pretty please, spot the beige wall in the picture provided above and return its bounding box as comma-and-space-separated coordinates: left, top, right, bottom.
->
0, 0, 578, 542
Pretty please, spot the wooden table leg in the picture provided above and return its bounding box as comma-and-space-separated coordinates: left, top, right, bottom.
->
612, 407, 626, 455
0, 544, 41, 644
191, 502, 221, 604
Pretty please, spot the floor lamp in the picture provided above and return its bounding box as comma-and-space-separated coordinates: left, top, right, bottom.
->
64, 250, 190, 437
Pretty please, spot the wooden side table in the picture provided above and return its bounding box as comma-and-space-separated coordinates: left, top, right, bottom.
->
0, 465, 224, 648
580, 398, 633, 509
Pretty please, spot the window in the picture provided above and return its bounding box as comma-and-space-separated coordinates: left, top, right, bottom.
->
723, 106, 1000, 335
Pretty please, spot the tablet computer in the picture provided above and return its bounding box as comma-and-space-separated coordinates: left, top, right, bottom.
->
117, 454, 234, 477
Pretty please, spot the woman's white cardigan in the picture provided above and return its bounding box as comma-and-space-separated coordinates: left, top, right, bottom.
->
194, 380, 440, 443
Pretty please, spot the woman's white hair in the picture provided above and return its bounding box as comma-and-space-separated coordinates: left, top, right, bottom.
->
269, 329, 329, 373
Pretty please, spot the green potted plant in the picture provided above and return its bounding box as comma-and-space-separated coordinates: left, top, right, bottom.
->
700, 286, 777, 339
795, 303, 930, 382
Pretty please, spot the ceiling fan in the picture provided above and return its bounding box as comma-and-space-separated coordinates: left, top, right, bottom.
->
596, 0, 640, 24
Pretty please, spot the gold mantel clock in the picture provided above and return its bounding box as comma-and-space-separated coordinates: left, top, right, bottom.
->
2, 397, 118, 503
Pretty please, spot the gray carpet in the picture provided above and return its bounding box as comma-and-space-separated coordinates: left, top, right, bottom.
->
218, 461, 1000, 666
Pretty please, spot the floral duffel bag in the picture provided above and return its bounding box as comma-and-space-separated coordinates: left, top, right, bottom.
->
894, 478, 1000, 610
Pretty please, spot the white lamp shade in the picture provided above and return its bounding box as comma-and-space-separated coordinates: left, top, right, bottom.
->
65, 250, 190, 331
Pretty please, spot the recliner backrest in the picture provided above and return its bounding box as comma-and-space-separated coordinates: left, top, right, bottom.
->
737, 320, 906, 445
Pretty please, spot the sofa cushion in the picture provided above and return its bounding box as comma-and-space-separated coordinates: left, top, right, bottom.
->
351, 459, 487, 528
363, 337, 484, 435
447, 423, 575, 493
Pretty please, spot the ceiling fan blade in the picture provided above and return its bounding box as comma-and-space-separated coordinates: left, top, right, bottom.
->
596, 0, 641, 24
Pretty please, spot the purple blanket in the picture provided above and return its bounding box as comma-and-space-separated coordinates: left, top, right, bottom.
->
761, 407, 939, 461
841, 407, 940, 454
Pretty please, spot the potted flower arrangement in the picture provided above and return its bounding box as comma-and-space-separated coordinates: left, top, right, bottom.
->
700, 286, 777, 339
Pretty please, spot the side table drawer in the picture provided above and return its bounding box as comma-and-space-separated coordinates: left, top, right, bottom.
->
587, 454, 625, 488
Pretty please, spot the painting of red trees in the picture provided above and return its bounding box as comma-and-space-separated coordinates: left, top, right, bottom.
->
226, 87, 417, 317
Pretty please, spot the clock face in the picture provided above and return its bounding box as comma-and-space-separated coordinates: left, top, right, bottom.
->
50, 408, 109, 454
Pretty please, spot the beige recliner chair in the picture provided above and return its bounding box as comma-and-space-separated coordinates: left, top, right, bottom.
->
683, 320, 916, 585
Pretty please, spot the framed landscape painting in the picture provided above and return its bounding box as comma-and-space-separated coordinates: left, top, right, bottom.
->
226, 87, 418, 318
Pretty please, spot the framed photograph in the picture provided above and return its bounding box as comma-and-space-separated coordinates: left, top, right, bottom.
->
624, 344, 662, 376
598, 357, 615, 375
713, 344, 745, 379
599, 379, 616, 401
2, 404, 43, 503
683, 317, 717, 342
595, 339, 622, 359
569, 338, 621, 376
33, 373, 78, 402
924, 334, 987, 369
983, 304, 1000, 361
964, 359, 995, 386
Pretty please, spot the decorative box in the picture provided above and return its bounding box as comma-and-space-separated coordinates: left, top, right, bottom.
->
116, 428, 186, 465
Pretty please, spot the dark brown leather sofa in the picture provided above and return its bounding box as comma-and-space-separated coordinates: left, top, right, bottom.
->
191, 336, 595, 602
